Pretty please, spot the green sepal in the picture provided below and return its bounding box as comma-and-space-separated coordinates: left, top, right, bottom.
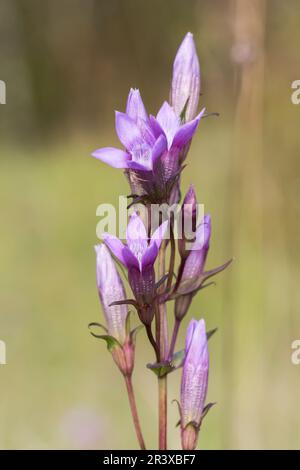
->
88, 323, 121, 352
125, 310, 132, 336
184, 420, 200, 431
95, 334, 121, 352
88, 322, 108, 334
147, 349, 185, 377
201, 402, 216, 420
180, 98, 190, 124
147, 361, 172, 378
130, 325, 144, 344
172, 399, 182, 427
207, 327, 218, 340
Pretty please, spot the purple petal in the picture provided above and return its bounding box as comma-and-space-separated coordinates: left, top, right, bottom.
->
126, 212, 148, 269
186, 319, 208, 366
102, 233, 138, 269
181, 318, 209, 427
126, 88, 148, 123
150, 220, 169, 250
141, 220, 168, 269
185, 318, 198, 353
156, 101, 180, 149
137, 118, 156, 146
91, 147, 130, 169
192, 214, 211, 251
141, 242, 158, 270
149, 114, 165, 139
95, 244, 127, 342
115, 111, 143, 151
127, 159, 151, 171
172, 108, 205, 148
181, 215, 211, 282
183, 184, 197, 207
151, 134, 168, 166
171, 32, 200, 121
130, 140, 154, 171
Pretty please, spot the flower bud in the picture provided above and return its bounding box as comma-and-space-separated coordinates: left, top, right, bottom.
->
111, 337, 135, 377
178, 185, 198, 260
95, 244, 128, 344
180, 319, 209, 450
171, 32, 200, 122
175, 215, 211, 320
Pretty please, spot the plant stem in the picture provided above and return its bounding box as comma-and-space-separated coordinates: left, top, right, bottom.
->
146, 323, 159, 362
124, 375, 146, 450
166, 219, 176, 292
158, 375, 167, 450
157, 240, 168, 450
158, 241, 169, 355
168, 318, 181, 359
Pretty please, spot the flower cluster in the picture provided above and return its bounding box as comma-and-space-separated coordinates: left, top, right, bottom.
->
89, 32, 231, 450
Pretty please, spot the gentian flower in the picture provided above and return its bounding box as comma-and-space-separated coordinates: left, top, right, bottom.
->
180, 318, 209, 450
175, 214, 210, 320
171, 32, 201, 122
102, 212, 168, 325
92, 88, 205, 203
93, 244, 138, 377
174, 214, 231, 320
148, 101, 205, 187
178, 185, 198, 260
179, 214, 211, 284
95, 244, 128, 344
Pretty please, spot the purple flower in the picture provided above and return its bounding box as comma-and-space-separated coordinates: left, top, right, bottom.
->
148, 101, 204, 197
92, 88, 166, 172
102, 212, 168, 324
180, 318, 209, 449
171, 32, 201, 122
175, 215, 211, 320
178, 185, 198, 259
95, 244, 128, 344
149, 101, 205, 165
180, 214, 211, 285
92, 88, 205, 202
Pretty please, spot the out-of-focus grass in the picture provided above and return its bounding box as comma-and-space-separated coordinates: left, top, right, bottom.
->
0, 114, 299, 449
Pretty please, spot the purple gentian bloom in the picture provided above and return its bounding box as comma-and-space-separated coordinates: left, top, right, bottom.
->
92, 88, 167, 171
171, 32, 201, 122
149, 101, 205, 159
180, 318, 209, 449
102, 212, 168, 324
180, 214, 211, 284
95, 244, 128, 344
178, 185, 198, 259
175, 215, 211, 320
92, 88, 205, 202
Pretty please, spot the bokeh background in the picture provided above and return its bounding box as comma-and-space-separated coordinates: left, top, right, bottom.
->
1, 0, 300, 449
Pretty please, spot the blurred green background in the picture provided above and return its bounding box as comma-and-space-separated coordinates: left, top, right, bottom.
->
1, 0, 300, 449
